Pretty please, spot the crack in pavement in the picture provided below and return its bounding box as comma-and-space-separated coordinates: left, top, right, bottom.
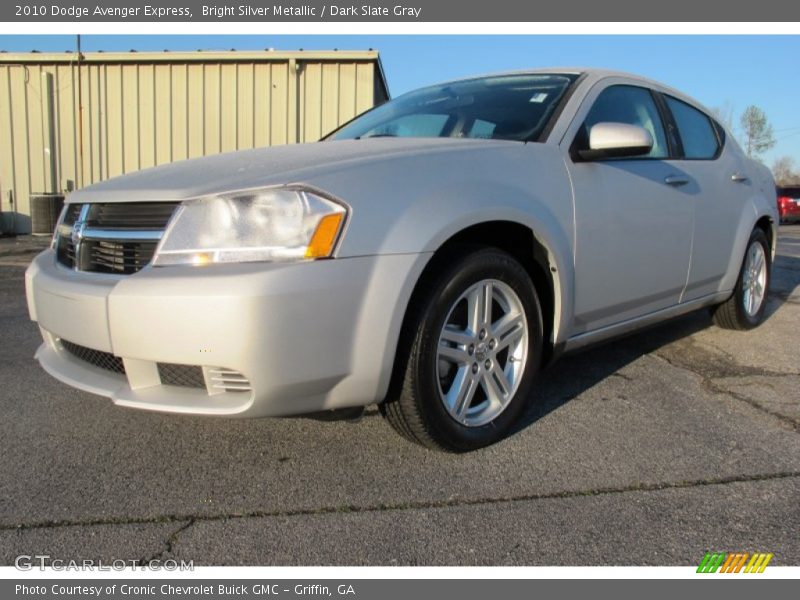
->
651, 351, 800, 431
702, 380, 800, 432
2, 471, 798, 534
609, 372, 635, 382
661, 336, 798, 379
138, 519, 195, 566
729, 379, 800, 404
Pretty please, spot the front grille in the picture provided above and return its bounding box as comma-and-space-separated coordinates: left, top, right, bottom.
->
56, 237, 76, 266
55, 204, 82, 266
62, 203, 83, 225
88, 202, 179, 229
55, 202, 178, 274
61, 340, 126, 375
158, 363, 206, 389
86, 240, 160, 275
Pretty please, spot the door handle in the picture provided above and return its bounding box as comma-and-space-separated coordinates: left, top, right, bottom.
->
664, 175, 690, 187
731, 173, 749, 183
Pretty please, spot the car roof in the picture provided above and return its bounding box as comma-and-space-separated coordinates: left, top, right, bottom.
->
431, 67, 715, 119
438, 67, 665, 89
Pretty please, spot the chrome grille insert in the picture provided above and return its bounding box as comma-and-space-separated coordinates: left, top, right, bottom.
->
60, 340, 126, 375
87, 240, 160, 275
55, 202, 178, 274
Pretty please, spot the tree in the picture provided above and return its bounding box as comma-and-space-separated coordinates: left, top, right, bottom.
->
710, 101, 735, 132
740, 105, 776, 159
772, 156, 800, 185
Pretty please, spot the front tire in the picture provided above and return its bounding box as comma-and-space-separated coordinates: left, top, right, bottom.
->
381, 246, 544, 452
711, 228, 771, 330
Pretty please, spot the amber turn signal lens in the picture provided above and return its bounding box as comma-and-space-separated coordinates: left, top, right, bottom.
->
305, 213, 344, 259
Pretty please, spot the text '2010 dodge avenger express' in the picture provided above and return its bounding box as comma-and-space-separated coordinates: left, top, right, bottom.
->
26, 69, 778, 451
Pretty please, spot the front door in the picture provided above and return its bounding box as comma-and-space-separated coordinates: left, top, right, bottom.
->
565, 84, 694, 334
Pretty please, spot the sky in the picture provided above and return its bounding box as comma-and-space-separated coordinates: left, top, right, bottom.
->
3, 34, 800, 165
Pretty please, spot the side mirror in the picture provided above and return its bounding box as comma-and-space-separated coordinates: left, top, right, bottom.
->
578, 122, 654, 161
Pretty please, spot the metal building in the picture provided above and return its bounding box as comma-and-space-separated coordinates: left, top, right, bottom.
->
0, 50, 390, 233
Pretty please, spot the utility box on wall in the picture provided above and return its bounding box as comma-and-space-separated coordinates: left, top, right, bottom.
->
0, 50, 390, 233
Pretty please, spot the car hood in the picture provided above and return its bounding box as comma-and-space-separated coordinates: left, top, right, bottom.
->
68, 138, 519, 204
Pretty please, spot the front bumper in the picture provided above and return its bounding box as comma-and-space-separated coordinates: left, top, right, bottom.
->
25, 250, 428, 417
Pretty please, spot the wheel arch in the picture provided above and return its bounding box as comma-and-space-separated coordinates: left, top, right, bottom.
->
720, 210, 777, 293
432, 221, 559, 363
380, 219, 568, 406
754, 214, 776, 258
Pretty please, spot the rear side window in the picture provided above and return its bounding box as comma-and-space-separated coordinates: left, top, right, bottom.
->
580, 85, 669, 158
665, 96, 720, 159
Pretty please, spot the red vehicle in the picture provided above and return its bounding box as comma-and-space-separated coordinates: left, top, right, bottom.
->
777, 186, 800, 223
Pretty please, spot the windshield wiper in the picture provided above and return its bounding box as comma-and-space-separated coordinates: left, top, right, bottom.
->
354, 133, 398, 139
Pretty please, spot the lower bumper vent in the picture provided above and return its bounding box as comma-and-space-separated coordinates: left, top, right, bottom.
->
56, 340, 249, 395
61, 340, 126, 375
208, 368, 252, 393
157, 363, 205, 389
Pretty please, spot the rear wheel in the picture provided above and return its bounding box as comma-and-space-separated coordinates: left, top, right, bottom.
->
711, 228, 771, 330
381, 247, 543, 452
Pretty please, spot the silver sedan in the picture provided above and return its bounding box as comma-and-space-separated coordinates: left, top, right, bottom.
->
26, 68, 778, 451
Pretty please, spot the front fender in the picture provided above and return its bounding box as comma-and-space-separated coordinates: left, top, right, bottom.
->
307, 143, 577, 350
384, 181, 575, 347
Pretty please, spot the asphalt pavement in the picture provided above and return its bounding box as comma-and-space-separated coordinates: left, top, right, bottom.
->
0, 228, 798, 566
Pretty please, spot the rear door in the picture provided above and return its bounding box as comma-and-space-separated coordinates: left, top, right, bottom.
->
661, 94, 750, 300
563, 82, 694, 335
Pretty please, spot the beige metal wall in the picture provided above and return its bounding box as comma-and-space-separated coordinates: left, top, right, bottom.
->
0, 51, 389, 233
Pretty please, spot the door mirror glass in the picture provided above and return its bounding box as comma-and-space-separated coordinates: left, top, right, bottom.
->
579, 122, 654, 160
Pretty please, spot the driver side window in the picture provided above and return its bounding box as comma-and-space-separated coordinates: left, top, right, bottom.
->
582, 85, 669, 158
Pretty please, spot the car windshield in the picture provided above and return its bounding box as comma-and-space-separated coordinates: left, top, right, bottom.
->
326, 73, 578, 143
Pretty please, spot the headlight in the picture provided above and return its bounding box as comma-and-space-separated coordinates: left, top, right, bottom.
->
152, 186, 348, 267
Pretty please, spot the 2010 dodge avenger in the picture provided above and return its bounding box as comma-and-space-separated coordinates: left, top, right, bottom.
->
25, 69, 778, 451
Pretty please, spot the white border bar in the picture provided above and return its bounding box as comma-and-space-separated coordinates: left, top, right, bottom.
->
2, 566, 800, 579
1, 22, 800, 34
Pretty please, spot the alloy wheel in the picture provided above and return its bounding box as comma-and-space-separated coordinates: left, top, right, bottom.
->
742, 241, 767, 317
436, 279, 529, 427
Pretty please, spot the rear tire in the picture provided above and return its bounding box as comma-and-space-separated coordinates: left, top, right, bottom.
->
381, 246, 543, 452
711, 228, 771, 330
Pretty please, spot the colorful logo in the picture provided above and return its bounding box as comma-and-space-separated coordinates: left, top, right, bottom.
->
697, 552, 773, 573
